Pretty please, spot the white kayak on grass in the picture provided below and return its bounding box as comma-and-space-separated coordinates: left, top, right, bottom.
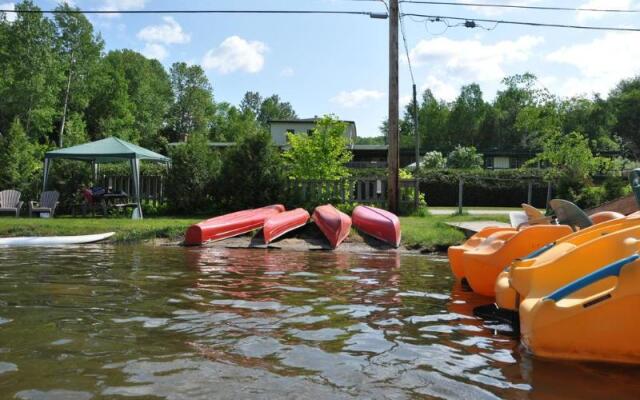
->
0, 232, 115, 247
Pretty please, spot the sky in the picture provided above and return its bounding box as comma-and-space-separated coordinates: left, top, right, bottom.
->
3, 0, 640, 137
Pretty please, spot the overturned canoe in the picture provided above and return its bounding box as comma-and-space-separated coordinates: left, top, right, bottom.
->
312, 204, 351, 249
352, 205, 401, 247
184, 205, 285, 246
0, 232, 115, 246
263, 208, 310, 244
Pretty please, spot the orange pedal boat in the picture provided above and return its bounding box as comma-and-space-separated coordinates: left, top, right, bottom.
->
263, 208, 310, 244
352, 205, 401, 247
184, 205, 285, 246
312, 204, 351, 249
462, 224, 574, 297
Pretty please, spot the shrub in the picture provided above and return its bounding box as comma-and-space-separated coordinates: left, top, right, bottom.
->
576, 186, 607, 209
217, 130, 286, 210
446, 145, 483, 169
421, 151, 446, 170
166, 133, 220, 213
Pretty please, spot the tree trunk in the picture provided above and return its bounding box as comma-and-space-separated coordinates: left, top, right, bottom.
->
59, 50, 75, 148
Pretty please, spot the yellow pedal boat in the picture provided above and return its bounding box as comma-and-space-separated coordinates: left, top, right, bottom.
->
496, 213, 640, 311
520, 248, 640, 363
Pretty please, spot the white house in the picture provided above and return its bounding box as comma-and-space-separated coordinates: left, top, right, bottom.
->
268, 118, 357, 147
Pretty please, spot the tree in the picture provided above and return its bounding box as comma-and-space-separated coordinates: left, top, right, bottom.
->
446, 145, 483, 169
0, 1, 61, 143
166, 133, 220, 213
217, 130, 286, 210
104, 50, 172, 149
0, 118, 41, 194
165, 62, 215, 141
86, 55, 136, 141
447, 84, 486, 147
257, 94, 296, 126
609, 76, 640, 156
239, 91, 262, 117
53, 2, 103, 147
526, 130, 604, 199
210, 102, 260, 142
284, 115, 353, 180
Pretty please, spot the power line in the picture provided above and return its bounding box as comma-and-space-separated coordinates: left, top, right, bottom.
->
0, 8, 388, 18
400, 1, 640, 13
402, 13, 640, 32
399, 13, 415, 85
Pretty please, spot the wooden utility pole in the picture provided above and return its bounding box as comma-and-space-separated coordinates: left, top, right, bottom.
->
413, 83, 420, 210
388, 0, 400, 213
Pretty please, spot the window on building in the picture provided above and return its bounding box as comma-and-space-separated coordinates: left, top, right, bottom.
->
307, 129, 314, 136
494, 157, 510, 169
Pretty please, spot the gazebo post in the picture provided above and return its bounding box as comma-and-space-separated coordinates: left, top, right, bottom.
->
130, 158, 143, 220
42, 158, 52, 192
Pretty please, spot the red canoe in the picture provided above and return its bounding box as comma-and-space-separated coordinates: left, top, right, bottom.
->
263, 208, 310, 244
312, 204, 352, 249
184, 204, 285, 246
352, 205, 401, 247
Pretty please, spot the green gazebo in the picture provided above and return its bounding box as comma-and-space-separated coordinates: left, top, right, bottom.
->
43, 137, 171, 219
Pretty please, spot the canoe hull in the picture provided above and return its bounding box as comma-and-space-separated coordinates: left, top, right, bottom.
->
352, 205, 401, 247
263, 208, 310, 244
184, 205, 285, 246
0, 232, 115, 246
312, 204, 351, 249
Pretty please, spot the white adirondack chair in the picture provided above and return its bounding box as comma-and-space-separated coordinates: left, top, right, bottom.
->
0, 190, 23, 217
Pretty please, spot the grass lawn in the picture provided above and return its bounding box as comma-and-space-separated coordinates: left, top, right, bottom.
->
0, 213, 509, 250
0, 216, 200, 243
399, 214, 510, 251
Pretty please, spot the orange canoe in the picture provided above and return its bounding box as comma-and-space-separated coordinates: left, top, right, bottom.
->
184, 205, 285, 246
312, 204, 351, 249
263, 208, 310, 244
352, 205, 401, 247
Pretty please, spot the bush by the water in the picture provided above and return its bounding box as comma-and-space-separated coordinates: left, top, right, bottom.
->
166, 133, 220, 214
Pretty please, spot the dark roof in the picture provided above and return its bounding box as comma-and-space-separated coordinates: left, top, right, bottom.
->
268, 118, 356, 125
352, 144, 389, 151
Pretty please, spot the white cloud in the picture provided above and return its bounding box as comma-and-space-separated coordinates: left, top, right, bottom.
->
99, 0, 146, 18
576, 0, 633, 21
0, 3, 16, 22
330, 89, 384, 108
280, 66, 295, 77
409, 35, 544, 82
141, 43, 168, 61
421, 76, 458, 102
546, 32, 640, 97
202, 36, 268, 74
137, 17, 190, 45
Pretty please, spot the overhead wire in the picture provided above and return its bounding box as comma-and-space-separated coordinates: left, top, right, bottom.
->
402, 13, 640, 32
399, 1, 640, 14
0, 8, 383, 16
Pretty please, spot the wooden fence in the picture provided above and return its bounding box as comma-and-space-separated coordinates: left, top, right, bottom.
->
287, 177, 418, 207
99, 175, 166, 205
289, 176, 551, 209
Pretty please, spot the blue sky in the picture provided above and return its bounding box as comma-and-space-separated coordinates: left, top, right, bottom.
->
4, 0, 640, 137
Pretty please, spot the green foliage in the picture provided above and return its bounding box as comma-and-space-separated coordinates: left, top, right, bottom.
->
0, 118, 41, 196
165, 62, 215, 141
165, 134, 220, 213
526, 131, 603, 198
217, 130, 286, 210
575, 186, 607, 209
446, 145, 484, 169
609, 77, 640, 156
399, 169, 427, 215
421, 151, 446, 169
284, 115, 353, 180
447, 83, 486, 147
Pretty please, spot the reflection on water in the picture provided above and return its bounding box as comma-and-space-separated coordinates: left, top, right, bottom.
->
1, 245, 640, 399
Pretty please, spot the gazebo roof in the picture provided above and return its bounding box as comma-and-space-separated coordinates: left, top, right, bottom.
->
45, 137, 170, 163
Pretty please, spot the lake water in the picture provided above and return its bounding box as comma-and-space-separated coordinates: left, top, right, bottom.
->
1, 245, 640, 399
